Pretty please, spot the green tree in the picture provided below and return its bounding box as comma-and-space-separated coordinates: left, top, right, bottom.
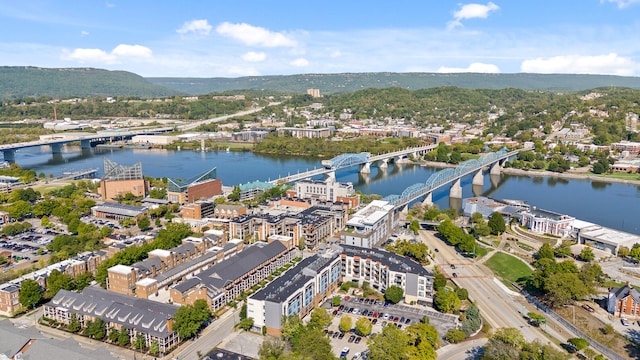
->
332, 295, 341, 307
117, 328, 131, 346
149, 341, 160, 356
137, 216, 150, 230
568, 338, 589, 351
355, 317, 372, 336
384, 285, 404, 304
19, 279, 42, 309
68, 313, 81, 333
445, 329, 467, 343
544, 272, 590, 307
433, 270, 447, 292
258, 337, 287, 360
309, 308, 332, 329
294, 327, 335, 360
487, 212, 506, 235
471, 212, 484, 224
134, 333, 146, 350
537, 243, 555, 260
108, 328, 119, 342
238, 317, 254, 331
339, 315, 353, 333
434, 289, 460, 313
481, 328, 525, 360
369, 324, 410, 360
579, 247, 595, 262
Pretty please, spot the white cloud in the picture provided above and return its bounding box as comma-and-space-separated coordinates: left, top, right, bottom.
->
330, 50, 342, 58
242, 51, 266, 62
112, 44, 152, 58
448, 2, 500, 29
601, 0, 640, 8
521, 53, 638, 76
64, 48, 115, 63
177, 19, 212, 36
63, 44, 152, 64
290, 58, 309, 67
80, 30, 89, 36
437, 62, 500, 73
216, 22, 297, 47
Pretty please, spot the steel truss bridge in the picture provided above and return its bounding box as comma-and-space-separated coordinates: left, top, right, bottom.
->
269, 144, 437, 184
383, 148, 520, 209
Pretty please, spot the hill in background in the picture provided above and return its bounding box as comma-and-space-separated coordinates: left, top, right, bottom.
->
3, 67, 640, 100
0, 67, 183, 99
147, 72, 640, 95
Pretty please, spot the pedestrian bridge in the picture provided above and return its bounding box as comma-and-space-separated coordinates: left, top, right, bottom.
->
384, 148, 520, 210
269, 144, 437, 184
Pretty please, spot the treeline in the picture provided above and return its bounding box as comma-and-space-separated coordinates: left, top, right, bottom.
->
0, 94, 253, 121
254, 133, 424, 157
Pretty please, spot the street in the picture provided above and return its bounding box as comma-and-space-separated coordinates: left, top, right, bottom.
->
172, 309, 240, 360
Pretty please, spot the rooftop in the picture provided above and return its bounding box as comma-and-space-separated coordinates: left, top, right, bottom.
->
108, 264, 134, 275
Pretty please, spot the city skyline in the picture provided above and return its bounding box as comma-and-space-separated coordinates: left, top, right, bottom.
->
0, 0, 639, 77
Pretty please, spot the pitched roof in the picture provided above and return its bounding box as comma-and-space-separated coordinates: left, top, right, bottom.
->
611, 285, 640, 303
46, 287, 179, 338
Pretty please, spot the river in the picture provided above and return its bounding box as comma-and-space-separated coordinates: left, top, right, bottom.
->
13, 145, 640, 235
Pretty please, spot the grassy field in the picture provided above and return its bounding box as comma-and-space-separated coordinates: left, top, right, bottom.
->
485, 252, 533, 285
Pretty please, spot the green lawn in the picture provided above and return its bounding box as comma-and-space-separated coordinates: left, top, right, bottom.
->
485, 252, 533, 285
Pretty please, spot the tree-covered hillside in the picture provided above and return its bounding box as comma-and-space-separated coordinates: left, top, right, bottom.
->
147, 72, 640, 95
0, 67, 183, 99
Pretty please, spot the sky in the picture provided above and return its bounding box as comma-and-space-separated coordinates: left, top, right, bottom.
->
1, 0, 640, 78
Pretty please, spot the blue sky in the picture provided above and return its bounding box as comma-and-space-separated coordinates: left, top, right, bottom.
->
1, 0, 639, 77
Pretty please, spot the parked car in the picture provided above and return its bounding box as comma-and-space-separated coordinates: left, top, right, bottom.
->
340, 347, 350, 358
582, 304, 595, 313
622, 318, 630, 326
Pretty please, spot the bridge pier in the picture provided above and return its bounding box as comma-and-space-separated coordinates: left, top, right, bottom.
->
490, 162, 501, 175
401, 204, 409, 215
51, 143, 63, 154
395, 156, 403, 165
325, 171, 336, 181
472, 170, 484, 186
359, 162, 371, 175
450, 178, 462, 198
2, 150, 15, 162
422, 192, 433, 206
80, 139, 92, 149
379, 159, 388, 169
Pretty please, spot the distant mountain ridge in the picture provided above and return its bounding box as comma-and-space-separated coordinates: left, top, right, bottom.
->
0, 66, 183, 99
3, 66, 640, 100
147, 72, 640, 94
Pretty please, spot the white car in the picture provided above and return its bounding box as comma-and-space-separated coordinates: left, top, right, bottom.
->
340, 347, 350, 358
622, 318, 630, 326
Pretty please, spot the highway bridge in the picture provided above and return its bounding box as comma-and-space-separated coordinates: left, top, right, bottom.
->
268, 144, 438, 184
0, 127, 174, 163
384, 148, 520, 210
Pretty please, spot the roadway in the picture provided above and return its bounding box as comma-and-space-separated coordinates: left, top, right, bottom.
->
418, 230, 561, 345
171, 309, 240, 360
436, 338, 487, 360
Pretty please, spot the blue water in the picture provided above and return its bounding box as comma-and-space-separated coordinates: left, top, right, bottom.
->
13, 145, 640, 235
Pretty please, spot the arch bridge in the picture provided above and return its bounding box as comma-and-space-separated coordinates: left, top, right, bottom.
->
383, 148, 520, 210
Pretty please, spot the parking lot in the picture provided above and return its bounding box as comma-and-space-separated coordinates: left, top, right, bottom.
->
326, 295, 458, 358
0, 229, 58, 265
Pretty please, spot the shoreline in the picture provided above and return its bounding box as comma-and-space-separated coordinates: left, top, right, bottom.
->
418, 160, 640, 186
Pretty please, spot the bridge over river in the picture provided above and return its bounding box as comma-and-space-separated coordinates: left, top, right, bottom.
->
268, 144, 438, 184
384, 148, 520, 210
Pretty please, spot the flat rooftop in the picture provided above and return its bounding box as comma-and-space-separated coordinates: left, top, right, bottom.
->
108, 264, 134, 275
580, 225, 640, 246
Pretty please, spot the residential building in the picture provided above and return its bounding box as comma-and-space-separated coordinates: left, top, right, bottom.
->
247, 245, 342, 335
99, 159, 149, 200
167, 168, 222, 204
169, 239, 295, 312
239, 181, 274, 201
213, 204, 247, 219
608, 283, 640, 318
340, 244, 434, 304
307, 88, 320, 98
107, 264, 138, 296
0, 283, 20, 316
340, 200, 397, 248
44, 287, 180, 353
0, 211, 10, 225
287, 178, 359, 208
277, 127, 332, 139
181, 201, 216, 220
